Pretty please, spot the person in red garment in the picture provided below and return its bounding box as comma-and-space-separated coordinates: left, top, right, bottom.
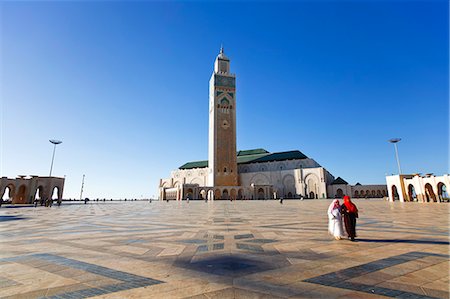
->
341, 195, 359, 241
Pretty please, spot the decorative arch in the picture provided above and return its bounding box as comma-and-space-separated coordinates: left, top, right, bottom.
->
1, 184, 15, 202
222, 189, 229, 200
190, 177, 202, 185
304, 173, 319, 199
238, 189, 244, 199
408, 184, 417, 202
354, 190, 359, 198
199, 189, 207, 200
220, 98, 230, 106
214, 189, 221, 200
336, 189, 344, 198
424, 183, 437, 202
16, 185, 27, 204
230, 189, 237, 200
51, 186, 59, 200
34, 185, 44, 201
391, 185, 399, 201
437, 183, 448, 202
250, 173, 270, 185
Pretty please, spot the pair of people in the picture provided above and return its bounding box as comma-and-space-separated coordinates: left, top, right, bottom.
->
327, 196, 358, 241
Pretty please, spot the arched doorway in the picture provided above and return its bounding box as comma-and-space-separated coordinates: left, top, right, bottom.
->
336, 189, 343, 198
222, 189, 229, 200
287, 192, 293, 198
376, 190, 381, 198
309, 191, 315, 199
186, 188, 194, 200
408, 185, 417, 202
257, 188, 265, 200
52, 187, 59, 200
214, 189, 221, 200
354, 190, 359, 198
437, 183, 448, 202
35, 186, 44, 205
16, 185, 27, 204
238, 189, 244, 200
1, 185, 14, 203
230, 189, 237, 200
424, 183, 437, 202
391, 185, 399, 201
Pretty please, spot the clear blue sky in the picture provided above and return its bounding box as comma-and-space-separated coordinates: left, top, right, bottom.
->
1, 1, 448, 199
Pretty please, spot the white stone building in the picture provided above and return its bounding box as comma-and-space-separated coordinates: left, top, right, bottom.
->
1, 175, 65, 204
158, 49, 387, 200
386, 174, 449, 202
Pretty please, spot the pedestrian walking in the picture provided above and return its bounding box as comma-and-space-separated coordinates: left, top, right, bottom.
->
327, 199, 344, 240
341, 196, 358, 241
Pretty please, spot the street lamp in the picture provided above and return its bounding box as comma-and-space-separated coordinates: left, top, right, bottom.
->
388, 138, 402, 174
49, 139, 62, 177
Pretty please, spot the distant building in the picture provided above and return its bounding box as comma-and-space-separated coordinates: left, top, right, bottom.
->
386, 174, 449, 202
0, 176, 64, 204
158, 48, 386, 200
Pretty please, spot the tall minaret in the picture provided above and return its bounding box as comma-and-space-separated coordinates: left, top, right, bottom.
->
208, 47, 238, 187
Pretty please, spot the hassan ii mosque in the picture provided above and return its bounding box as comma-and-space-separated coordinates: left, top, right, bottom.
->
158, 48, 387, 201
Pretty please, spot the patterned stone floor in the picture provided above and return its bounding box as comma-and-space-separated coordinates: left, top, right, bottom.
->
0, 199, 448, 299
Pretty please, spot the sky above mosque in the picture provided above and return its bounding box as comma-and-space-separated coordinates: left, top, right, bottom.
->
1, 1, 448, 199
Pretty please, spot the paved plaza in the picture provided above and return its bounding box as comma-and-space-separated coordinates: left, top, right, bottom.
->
0, 200, 448, 299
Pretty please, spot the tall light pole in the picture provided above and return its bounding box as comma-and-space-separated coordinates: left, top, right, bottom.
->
80, 174, 85, 200
388, 138, 402, 174
49, 139, 62, 177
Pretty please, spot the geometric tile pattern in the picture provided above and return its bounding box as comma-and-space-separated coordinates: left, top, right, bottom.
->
1, 253, 163, 299
304, 251, 449, 298
0, 200, 448, 298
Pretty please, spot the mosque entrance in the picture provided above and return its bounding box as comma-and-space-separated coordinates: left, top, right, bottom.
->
257, 188, 265, 199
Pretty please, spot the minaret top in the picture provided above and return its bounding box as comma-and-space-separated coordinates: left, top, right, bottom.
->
217, 45, 229, 61
214, 46, 230, 74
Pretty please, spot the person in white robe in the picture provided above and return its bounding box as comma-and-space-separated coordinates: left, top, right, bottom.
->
327, 199, 344, 240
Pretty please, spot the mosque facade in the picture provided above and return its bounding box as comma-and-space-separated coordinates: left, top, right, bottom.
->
158, 49, 387, 200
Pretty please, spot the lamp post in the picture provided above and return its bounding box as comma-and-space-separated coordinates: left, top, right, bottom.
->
49, 139, 62, 177
388, 138, 402, 174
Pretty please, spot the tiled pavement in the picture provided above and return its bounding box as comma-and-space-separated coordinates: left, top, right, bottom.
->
0, 200, 448, 298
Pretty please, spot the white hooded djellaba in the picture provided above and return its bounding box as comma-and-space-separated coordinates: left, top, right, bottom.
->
327, 199, 345, 240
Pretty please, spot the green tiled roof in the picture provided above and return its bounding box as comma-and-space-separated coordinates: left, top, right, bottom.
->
244, 150, 307, 163
179, 149, 309, 169
237, 149, 269, 156
331, 177, 349, 185
179, 160, 208, 169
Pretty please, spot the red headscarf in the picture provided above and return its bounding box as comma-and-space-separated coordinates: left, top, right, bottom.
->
343, 196, 358, 213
